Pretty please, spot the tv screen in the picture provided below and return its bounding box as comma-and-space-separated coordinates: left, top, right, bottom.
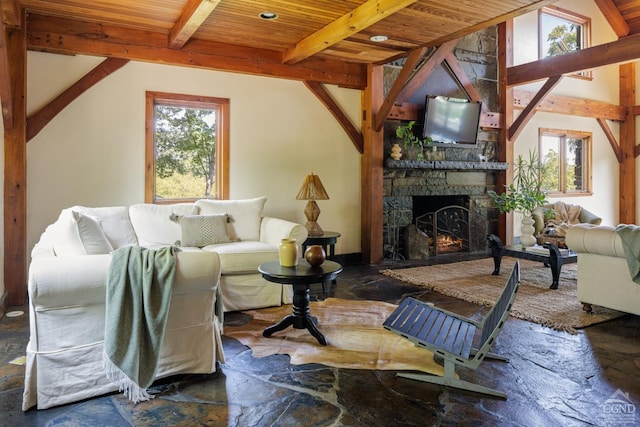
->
422, 96, 481, 145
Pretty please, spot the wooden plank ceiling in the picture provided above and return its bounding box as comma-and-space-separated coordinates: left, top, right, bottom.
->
1, 0, 566, 89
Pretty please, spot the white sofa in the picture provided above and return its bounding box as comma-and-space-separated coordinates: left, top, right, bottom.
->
23, 197, 307, 410
566, 224, 640, 316
33, 197, 307, 312
24, 245, 224, 410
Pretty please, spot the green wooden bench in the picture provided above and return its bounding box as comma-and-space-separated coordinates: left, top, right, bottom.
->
383, 261, 520, 398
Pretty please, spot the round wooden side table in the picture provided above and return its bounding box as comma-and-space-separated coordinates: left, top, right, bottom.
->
258, 259, 343, 345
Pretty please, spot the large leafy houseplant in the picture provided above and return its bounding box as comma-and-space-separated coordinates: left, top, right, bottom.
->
488, 150, 548, 217
488, 150, 547, 246
395, 121, 432, 160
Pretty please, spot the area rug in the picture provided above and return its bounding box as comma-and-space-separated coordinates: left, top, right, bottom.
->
224, 298, 444, 376
380, 257, 625, 333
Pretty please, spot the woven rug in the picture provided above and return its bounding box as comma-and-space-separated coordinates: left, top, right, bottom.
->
224, 298, 444, 376
381, 257, 624, 333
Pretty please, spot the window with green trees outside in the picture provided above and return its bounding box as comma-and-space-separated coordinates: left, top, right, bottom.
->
145, 92, 229, 203
539, 128, 592, 195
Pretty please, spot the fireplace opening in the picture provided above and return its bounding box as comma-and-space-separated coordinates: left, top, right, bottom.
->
413, 196, 470, 256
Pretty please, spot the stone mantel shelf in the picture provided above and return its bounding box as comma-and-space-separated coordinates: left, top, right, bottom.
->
385, 159, 508, 171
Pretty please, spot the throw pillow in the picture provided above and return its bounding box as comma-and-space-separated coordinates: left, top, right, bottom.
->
179, 214, 231, 247
129, 203, 198, 246
72, 211, 114, 254
195, 197, 266, 241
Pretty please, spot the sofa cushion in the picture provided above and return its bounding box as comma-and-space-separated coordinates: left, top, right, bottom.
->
51, 207, 137, 256
195, 197, 266, 242
72, 211, 113, 254
179, 214, 231, 247
202, 241, 278, 274
129, 203, 198, 247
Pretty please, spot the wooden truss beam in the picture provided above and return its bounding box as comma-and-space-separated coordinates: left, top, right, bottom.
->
396, 39, 459, 106
304, 81, 364, 154
26, 14, 367, 90
282, 0, 416, 65
444, 52, 484, 107
513, 89, 628, 121
507, 32, 640, 86
508, 75, 562, 140
594, 0, 630, 37
27, 57, 130, 141
373, 46, 428, 131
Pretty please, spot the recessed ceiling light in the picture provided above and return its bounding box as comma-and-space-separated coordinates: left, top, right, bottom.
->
259, 11, 278, 20
370, 35, 388, 42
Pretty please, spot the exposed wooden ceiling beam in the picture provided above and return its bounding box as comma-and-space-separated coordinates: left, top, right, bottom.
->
513, 89, 628, 121
282, 0, 417, 65
508, 75, 562, 140
26, 57, 130, 141
169, 0, 221, 49
594, 0, 630, 37
26, 14, 367, 89
373, 46, 427, 131
0, 8, 13, 128
304, 81, 363, 154
507, 32, 640, 86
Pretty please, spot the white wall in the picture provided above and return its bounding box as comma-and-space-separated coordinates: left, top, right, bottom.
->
510, 0, 635, 237
25, 52, 362, 259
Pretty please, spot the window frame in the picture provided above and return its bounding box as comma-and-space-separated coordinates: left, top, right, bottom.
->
538, 127, 592, 196
538, 6, 592, 80
145, 91, 229, 204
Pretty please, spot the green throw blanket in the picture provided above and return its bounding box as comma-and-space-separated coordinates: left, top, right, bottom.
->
615, 224, 640, 284
103, 246, 178, 403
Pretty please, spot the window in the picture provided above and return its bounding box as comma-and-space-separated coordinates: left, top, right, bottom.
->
145, 92, 229, 203
539, 6, 591, 78
539, 128, 592, 195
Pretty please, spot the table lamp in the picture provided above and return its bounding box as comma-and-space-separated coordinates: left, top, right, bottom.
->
296, 173, 329, 236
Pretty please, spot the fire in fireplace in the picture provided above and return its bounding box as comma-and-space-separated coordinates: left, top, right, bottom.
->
416, 205, 470, 256
437, 234, 464, 253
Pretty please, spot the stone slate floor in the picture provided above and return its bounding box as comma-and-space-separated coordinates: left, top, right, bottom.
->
1, 254, 640, 426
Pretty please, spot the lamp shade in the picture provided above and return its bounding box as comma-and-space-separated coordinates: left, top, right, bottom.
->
296, 173, 329, 201
296, 173, 329, 236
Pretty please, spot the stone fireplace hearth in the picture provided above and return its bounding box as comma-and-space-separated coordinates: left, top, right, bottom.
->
383, 157, 507, 261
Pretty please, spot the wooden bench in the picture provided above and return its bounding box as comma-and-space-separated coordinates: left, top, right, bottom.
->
383, 261, 520, 398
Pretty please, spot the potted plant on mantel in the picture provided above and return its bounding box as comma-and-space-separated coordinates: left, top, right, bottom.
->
487, 150, 547, 247
394, 121, 432, 160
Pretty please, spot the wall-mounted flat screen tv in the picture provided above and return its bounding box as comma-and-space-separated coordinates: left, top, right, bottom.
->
422, 96, 482, 145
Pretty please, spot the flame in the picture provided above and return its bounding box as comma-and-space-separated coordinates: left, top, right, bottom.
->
437, 235, 463, 253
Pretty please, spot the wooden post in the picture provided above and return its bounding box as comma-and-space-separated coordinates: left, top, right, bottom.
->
4, 11, 27, 306
361, 64, 384, 264
497, 21, 514, 244
619, 62, 636, 224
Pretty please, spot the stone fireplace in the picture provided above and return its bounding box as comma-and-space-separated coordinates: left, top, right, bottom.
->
383, 152, 507, 261
380, 27, 501, 261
